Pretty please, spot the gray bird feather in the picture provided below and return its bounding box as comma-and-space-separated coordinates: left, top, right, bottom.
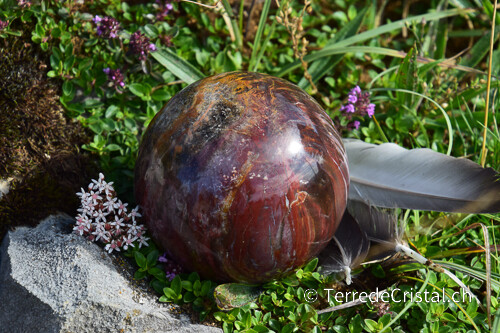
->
343, 139, 500, 213
318, 211, 370, 284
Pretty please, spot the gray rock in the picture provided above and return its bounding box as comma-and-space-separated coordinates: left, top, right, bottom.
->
0, 215, 221, 333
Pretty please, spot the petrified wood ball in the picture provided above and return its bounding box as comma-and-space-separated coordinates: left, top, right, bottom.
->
134, 72, 348, 283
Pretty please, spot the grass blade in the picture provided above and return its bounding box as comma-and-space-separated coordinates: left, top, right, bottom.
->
371, 87, 454, 155
401, 275, 482, 333
277, 46, 483, 79
219, 0, 243, 48
457, 26, 500, 81
151, 48, 205, 84
252, 21, 277, 72
249, 0, 272, 71
479, 223, 492, 327
277, 8, 474, 77
435, 260, 500, 289
493, 309, 500, 333
379, 269, 430, 333
297, 6, 369, 89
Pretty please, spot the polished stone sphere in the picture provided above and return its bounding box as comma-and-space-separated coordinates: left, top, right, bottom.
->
134, 72, 348, 283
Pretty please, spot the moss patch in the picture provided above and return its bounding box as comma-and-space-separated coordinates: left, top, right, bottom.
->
0, 32, 97, 241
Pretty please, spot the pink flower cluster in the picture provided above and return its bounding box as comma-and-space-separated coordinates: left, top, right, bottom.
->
74, 173, 149, 253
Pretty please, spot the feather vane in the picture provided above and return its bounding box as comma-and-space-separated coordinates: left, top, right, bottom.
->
343, 139, 500, 213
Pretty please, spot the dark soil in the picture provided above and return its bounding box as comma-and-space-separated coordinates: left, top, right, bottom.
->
0, 31, 98, 241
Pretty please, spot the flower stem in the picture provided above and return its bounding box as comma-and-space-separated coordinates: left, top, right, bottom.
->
372, 115, 389, 142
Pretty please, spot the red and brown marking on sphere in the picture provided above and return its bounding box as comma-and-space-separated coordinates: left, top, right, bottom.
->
135, 72, 349, 283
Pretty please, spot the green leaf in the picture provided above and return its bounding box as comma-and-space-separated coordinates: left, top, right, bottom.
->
395, 47, 417, 106
151, 88, 171, 101
371, 263, 386, 278
78, 58, 93, 71
349, 314, 363, 333
379, 313, 391, 326
170, 275, 182, 295
303, 258, 318, 273
181, 280, 193, 292
364, 319, 379, 332
193, 279, 202, 296
151, 279, 167, 294
281, 323, 296, 333
189, 272, 201, 283
253, 325, 271, 333
129, 83, 151, 98
193, 296, 204, 309
311, 327, 322, 333
242, 310, 252, 329
35, 22, 45, 38
105, 105, 120, 118
144, 24, 159, 38
51, 27, 61, 38
148, 267, 166, 281
82, 99, 104, 109
50, 54, 61, 71
183, 291, 196, 303
62, 81, 74, 97
134, 269, 147, 280
200, 280, 212, 296
440, 312, 457, 322
151, 48, 205, 84
195, 48, 210, 67
124, 118, 136, 131
434, 20, 447, 60
64, 55, 76, 72
146, 249, 159, 266
47, 70, 57, 78
105, 144, 121, 152
134, 251, 147, 268
163, 287, 177, 300
89, 121, 104, 135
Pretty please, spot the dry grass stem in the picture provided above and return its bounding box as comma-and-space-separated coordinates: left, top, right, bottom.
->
275, 0, 317, 93
480, 0, 497, 166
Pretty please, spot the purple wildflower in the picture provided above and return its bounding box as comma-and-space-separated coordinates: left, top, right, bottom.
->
129, 31, 156, 61
160, 34, 173, 47
155, 0, 174, 21
93, 15, 120, 39
340, 104, 355, 113
0, 20, 8, 31
159, 252, 183, 281
341, 85, 375, 118
17, 0, 31, 8
337, 85, 376, 131
103, 67, 125, 92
